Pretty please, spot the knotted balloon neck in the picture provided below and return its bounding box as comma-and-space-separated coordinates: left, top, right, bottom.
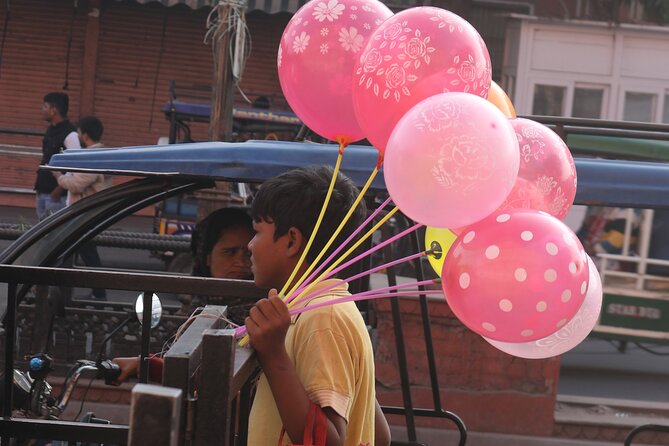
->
336, 137, 350, 155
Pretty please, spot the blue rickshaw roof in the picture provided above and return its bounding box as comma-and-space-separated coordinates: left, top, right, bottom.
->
47, 139, 669, 209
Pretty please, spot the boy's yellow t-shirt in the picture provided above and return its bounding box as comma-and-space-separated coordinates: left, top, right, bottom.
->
247, 280, 375, 446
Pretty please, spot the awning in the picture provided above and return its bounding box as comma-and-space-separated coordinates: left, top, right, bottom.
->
130, 0, 418, 14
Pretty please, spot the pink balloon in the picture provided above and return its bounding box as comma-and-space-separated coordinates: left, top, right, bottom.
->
278, 0, 392, 145
484, 255, 602, 359
353, 6, 491, 153
384, 92, 519, 228
499, 118, 577, 220
442, 209, 589, 342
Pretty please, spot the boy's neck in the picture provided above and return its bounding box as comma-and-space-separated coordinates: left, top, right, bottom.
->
280, 261, 311, 295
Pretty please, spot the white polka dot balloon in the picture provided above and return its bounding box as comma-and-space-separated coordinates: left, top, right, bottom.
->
483, 255, 602, 359
441, 209, 589, 342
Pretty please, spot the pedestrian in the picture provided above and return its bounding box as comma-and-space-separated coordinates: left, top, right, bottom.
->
52, 116, 111, 300
35, 92, 81, 220
244, 165, 387, 445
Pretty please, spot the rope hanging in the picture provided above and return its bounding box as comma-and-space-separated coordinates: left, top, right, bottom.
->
205, 0, 251, 86
148, 11, 168, 129
63, 0, 78, 90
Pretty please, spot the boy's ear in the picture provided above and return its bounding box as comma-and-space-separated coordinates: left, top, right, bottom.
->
285, 226, 306, 258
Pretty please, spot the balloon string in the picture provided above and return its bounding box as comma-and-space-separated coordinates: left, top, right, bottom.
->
351, 278, 437, 299
285, 165, 380, 300
289, 221, 423, 306
289, 250, 428, 309
239, 143, 346, 347
278, 144, 345, 298
286, 207, 412, 308
239, 215, 421, 346
287, 195, 393, 305
235, 285, 443, 338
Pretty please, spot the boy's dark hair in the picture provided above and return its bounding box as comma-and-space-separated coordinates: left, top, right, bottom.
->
78, 116, 104, 142
43, 92, 69, 117
191, 207, 253, 277
251, 165, 367, 264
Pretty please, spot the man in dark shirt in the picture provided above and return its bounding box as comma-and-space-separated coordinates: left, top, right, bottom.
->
35, 92, 81, 220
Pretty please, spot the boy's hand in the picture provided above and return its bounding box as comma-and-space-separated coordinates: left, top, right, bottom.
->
245, 289, 291, 359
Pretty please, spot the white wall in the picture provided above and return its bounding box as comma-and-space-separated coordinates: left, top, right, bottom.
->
504, 17, 669, 123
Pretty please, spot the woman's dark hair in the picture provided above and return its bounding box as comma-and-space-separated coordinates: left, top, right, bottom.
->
251, 165, 367, 265
190, 207, 253, 277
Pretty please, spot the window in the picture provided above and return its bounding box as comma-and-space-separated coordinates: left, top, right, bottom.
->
532, 84, 565, 116
623, 92, 656, 122
572, 87, 604, 119
663, 94, 669, 124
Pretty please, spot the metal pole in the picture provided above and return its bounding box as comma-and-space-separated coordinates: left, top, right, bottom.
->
2, 282, 17, 445
382, 225, 417, 441
139, 291, 153, 384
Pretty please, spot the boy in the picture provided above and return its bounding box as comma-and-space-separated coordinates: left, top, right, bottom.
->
245, 166, 378, 446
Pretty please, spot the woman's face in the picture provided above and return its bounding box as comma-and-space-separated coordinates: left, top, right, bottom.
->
206, 225, 254, 279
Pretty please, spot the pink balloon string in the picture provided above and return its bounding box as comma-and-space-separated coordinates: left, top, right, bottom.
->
289, 288, 443, 316
234, 282, 443, 338
290, 250, 428, 308
287, 195, 393, 303
347, 278, 437, 300
288, 221, 423, 305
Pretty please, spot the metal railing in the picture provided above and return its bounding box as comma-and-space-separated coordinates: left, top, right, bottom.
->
0, 264, 264, 445
0, 223, 191, 252
129, 306, 259, 446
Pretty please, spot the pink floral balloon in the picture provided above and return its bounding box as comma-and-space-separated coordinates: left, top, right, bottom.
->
484, 255, 602, 359
442, 209, 589, 342
384, 92, 519, 228
278, 0, 392, 145
499, 118, 577, 219
353, 6, 491, 153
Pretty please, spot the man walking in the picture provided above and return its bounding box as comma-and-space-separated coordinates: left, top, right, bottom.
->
53, 116, 110, 300
35, 92, 80, 220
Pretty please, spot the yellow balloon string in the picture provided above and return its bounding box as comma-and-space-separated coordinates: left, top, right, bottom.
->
284, 165, 380, 300
288, 205, 399, 309
277, 147, 344, 297
239, 141, 346, 347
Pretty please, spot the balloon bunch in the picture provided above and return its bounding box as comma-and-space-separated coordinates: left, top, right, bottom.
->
238, 0, 601, 359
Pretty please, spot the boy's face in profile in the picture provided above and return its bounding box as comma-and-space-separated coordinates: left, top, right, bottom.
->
248, 219, 291, 289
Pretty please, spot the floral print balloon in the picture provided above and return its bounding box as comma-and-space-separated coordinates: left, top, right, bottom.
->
384, 93, 519, 228
277, 0, 393, 145
498, 118, 577, 220
353, 6, 491, 153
